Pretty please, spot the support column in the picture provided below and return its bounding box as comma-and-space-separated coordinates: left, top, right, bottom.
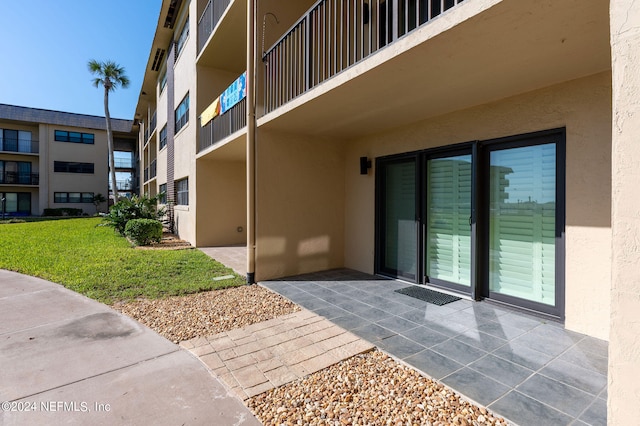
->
246, 0, 256, 284
609, 1, 640, 424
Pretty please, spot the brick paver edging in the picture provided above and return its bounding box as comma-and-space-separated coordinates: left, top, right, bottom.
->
181, 309, 374, 400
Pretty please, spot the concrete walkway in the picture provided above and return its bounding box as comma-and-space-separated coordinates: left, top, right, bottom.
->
199, 245, 247, 277
0, 269, 260, 426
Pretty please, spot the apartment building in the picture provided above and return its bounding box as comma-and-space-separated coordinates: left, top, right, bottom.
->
135, 1, 640, 422
0, 104, 137, 215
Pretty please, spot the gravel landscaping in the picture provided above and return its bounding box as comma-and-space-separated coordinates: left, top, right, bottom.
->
247, 350, 506, 426
113, 285, 299, 342
116, 285, 506, 425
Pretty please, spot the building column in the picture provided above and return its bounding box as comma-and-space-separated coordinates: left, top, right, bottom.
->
609, 1, 640, 424
38, 124, 48, 215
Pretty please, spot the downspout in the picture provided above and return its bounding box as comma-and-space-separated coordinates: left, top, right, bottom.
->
246, 0, 256, 284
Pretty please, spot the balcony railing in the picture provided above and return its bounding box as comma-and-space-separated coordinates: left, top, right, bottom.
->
0, 172, 39, 185
0, 138, 39, 154
150, 159, 157, 179
263, 0, 464, 114
198, 0, 232, 52
199, 98, 247, 153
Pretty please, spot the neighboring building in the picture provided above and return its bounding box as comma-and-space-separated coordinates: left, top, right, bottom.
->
135, 1, 640, 423
0, 104, 137, 216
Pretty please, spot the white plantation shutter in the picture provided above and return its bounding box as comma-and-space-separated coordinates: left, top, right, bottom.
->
426, 155, 472, 286
489, 143, 556, 306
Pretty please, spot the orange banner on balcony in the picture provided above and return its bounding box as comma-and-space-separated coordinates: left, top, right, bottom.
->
200, 97, 220, 126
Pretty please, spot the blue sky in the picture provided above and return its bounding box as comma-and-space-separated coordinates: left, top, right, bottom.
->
0, 1, 161, 120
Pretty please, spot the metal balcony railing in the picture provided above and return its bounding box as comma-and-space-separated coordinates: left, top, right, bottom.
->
0, 172, 39, 185
150, 159, 157, 179
263, 0, 464, 114
198, 0, 232, 52
199, 98, 247, 153
0, 138, 39, 154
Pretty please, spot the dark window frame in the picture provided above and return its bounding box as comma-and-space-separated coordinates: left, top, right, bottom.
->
159, 183, 167, 204
176, 16, 190, 58
1, 192, 31, 214
175, 178, 189, 206
175, 93, 189, 133
53, 161, 95, 174
54, 130, 95, 144
159, 125, 168, 150
54, 192, 94, 204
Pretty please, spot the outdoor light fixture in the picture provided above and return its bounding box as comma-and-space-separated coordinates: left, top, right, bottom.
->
360, 157, 371, 175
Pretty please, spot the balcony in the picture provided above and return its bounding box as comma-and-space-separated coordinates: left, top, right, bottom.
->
263, 0, 464, 114
0, 172, 39, 186
198, 0, 232, 53
150, 159, 157, 179
199, 98, 247, 153
0, 138, 39, 154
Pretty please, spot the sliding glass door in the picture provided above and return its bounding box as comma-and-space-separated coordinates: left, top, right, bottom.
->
377, 157, 418, 280
375, 129, 564, 318
425, 153, 472, 291
487, 142, 559, 308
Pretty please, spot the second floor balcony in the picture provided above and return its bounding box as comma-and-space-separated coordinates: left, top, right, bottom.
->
262, 0, 464, 114
0, 172, 39, 186
0, 138, 39, 154
199, 98, 247, 153
198, 0, 233, 53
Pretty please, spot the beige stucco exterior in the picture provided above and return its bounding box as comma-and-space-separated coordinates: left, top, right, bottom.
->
609, 0, 640, 423
0, 106, 135, 216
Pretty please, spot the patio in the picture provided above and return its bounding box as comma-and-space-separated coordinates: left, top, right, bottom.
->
261, 269, 607, 426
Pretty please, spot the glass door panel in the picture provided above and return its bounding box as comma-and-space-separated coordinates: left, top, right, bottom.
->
489, 143, 556, 306
379, 158, 417, 280
426, 154, 472, 289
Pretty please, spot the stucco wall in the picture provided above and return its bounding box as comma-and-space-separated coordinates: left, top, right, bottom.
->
195, 158, 246, 246
344, 72, 612, 339
608, 0, 640, 423
255, 129, 345, 280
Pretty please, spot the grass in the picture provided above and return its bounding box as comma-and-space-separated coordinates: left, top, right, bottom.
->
0, 217, 245, 304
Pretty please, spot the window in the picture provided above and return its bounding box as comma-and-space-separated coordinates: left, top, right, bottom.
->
54, 161, 94, 174
54, 130, 94, 144
175, 93, 189, 133
1, 192, 30, 214
176, 178, 188, 205
0, 129, 33, 153
176, 17, 189, 57
54, 192, 94, 203
159, 125, 168, 150
159, 183, 167, 203
160, 71, 167, 93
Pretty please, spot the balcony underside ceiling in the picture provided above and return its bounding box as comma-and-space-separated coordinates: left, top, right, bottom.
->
197, 132, 246, 162
258, 0, 611, 140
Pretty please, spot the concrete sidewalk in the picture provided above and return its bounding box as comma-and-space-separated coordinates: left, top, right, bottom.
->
0, 269, 260, 426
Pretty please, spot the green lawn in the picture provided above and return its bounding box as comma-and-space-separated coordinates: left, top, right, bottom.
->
0, 218, 245, 304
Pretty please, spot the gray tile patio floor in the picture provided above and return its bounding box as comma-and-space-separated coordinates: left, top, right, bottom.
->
262, 268, 608, 426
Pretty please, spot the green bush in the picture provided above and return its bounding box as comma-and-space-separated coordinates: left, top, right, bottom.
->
102, 194, 166, 235
124, 219, 163, 246
43, 208, 83, 217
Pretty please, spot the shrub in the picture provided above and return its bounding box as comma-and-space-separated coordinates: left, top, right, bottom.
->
43, 208, 83, 217
124, 219, 163, 246
102, 194, 166, 235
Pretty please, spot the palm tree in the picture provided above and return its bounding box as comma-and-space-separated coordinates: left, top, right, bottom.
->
88, 60, 130, 203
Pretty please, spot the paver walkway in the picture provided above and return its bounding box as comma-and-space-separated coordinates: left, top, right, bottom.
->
181, 309, 374, 401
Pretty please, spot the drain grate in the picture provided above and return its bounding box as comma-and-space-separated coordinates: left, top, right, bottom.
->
394, 286, 461, 306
